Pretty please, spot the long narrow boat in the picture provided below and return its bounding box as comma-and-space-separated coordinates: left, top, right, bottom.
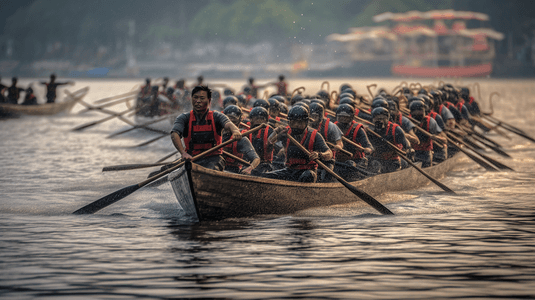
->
0, 86, 89, 117
170, 152, 464, 220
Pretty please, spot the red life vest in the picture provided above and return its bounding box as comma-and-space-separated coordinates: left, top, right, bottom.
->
183, 110, 222, 156
223, 139, 244, 170
335, 121, 365, 159
456, 101, 464, 113
428, 111, 438, 120
413, 116, 433, 151
319, 118, 336, 159
277, 82, 287, 96
249, 127, 273, 162
381, 122, 402, 161
285, 128, 318, 170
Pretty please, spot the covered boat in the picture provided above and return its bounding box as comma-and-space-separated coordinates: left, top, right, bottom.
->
0, 86, 89, 117
170, 152, 464, 220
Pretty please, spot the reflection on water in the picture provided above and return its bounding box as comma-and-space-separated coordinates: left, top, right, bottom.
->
0, 79, 534, 298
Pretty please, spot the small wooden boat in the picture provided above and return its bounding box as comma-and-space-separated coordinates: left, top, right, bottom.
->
170, 152, 464, 220
0, 87, 89, 117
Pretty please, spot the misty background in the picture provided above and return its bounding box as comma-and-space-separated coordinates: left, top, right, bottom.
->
1, 0, 535, 78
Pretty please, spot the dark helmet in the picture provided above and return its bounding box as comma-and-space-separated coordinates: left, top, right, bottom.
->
339, 92, 355, 100
253, 98, 270, 110
290, 94, 304, 106
268, 98, 280, 110
309, 102, 324, 116
339, 97, 355, 107
223, 96, 238, 107
460, 87, 470, 96
223, 105, 242, 117
341, 88, 356, 98
409, 100, 426, 113
316, 90, 329, 101
236, 94, 247, 106
243, 86, 252, 94
340, 83, 352, 91
223, 88, 235, 96
386, 99, 397, 112
402, 87, 411, 95
279, 102, 289, 114
249, 107, 269, 119
273, 95, 286, 103
287, 105, 309, 121
407, 96, 423, 105
371, 107, 390, 120
310, 99, 325, 108
418, 88, 429, 96
336, 103, 355, 117
371, 98, 389, 110
377, 88, 388, 96
293, 101, 309, 112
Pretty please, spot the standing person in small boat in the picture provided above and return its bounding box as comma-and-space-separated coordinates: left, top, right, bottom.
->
6, 77, 25, 104
274, 74, 288, 97
222, 105, 260, 174
40, 74, 74, 103
247, 107, 275, 175
139, 78, 152, 98
170, 85, 242, 171
0, 76, 7, 103
368, 107, 411, 174
262, 106, 332, 183
409, 100, 447, 168
21, 87, 38, 105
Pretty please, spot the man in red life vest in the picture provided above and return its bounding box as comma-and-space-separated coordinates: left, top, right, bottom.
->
222, 105, 260, 174
334, 104, 373, 169
367, 107, 411, 174
170, 86, 242, 171
409, 100, 447, 168
262, 106, 332, 183
309, 102, 344, 182
274, 74, 288, 97
247, 107, 276, 175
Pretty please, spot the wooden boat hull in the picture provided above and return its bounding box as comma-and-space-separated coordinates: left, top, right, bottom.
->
0, 87, 89, 116
180, 153, 464, 220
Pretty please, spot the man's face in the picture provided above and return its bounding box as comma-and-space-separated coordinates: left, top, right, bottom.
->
373, 115, 389, 129
250, 116, 267, 128
337, 115, 352, 124
227, 114, 241, 127
411, 109, 425, 121
309, 113, 322, 127
192, 91, 210, 112
289, 119, 307, 131
268, 108, 280, 118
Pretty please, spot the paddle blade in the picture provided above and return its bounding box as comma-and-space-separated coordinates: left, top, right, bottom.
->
337, 179, 394, 215
73, 184, 140, 214
102, 163, 166, 172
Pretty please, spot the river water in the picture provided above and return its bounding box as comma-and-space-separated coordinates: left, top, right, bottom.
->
1, 78, 534, 299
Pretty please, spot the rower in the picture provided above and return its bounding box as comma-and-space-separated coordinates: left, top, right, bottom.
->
392, 97, 420, 146
430, 90, 455, 130
40, 74, 74, 103
222, 105, 260, 174
409, 100, 447, 168
222, 96, 239, 109
262, 106, 332, 183
422, 95, 448, 163
6, 77, 24, 104
21, 87, 38, 105
247, 107, 276, 175
309, 102, 344, 182
267, 98, 282, 127
140, 78, 152, 98
170, 85, 242, 171
334, 104, 373, 169
368, 107, 411, 174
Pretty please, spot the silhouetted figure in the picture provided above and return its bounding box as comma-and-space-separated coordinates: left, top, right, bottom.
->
7, 77, 24, 104
40, 74, 73, 103
21, 87, 38, 105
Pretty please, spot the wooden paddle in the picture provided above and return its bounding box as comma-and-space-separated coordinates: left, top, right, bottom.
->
326, 141, 352, 156
108, 115, 170, 138
444, 133, 500, 172
78, 95, 136, 114
482, 115, 535, 143
284, 129, 394, 215
222, 150, 251, 166
447, 132, 514, 171
103, 151, 180, 172
364, 127, 456, 194
72, 107, 137, 131
132, 133, 168, 148
94, 90, 139, 104
74, 124, 267, 214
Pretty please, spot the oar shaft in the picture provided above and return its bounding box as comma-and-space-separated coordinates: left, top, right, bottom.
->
94, 90, 139, 104
222, 150, 251, 166
326, 142, 352, 156
285, 131, 393, 215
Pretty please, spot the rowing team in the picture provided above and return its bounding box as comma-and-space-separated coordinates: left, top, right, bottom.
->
0, 74, 74, 105
165, 82, 491, 183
